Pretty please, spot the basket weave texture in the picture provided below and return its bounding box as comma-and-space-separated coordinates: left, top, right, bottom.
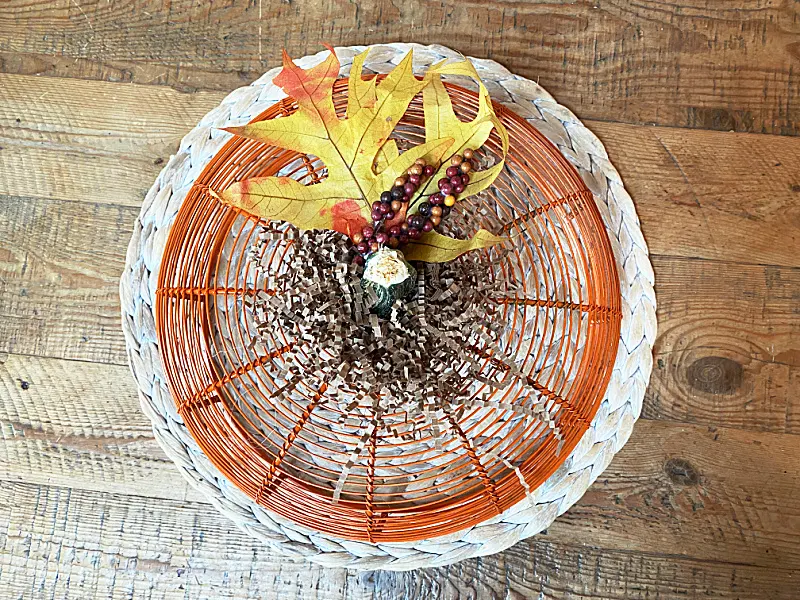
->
120, 43, 656, 571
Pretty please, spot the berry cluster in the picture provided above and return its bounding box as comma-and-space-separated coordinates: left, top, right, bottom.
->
351, 148, 477, 263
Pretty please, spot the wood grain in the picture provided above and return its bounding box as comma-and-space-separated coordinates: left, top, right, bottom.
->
0, 481, 368, 600
4, 480, 795, 600
646, 258, 800, 435
0, 196, 133, 365
0, 353, 200, 502
1, 73, 799, 266
1, 1, 799, 135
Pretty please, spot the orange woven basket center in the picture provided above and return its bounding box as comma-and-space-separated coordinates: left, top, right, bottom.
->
155, 77, 621, 543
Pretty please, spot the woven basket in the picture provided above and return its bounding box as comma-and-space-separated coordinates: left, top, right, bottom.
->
121, 43, 656, 571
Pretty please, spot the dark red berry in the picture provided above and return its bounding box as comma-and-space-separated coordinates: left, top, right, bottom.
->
362, 226, 374, 239
430, 194, 444, 205
371, 210, 383, 222
437, 178, 449, 190
402, 194, 410, 201
391, 186, 404, 199
446, 166, 459, 178
385, 211, 395, 220
408, 227, 422, 239
356, 241, 369, 253
423, 165, 435, 177
375, 232, 388, 244
454, 183, 465, 194
409, 174, 421, 185
404, 182, 416, 195
449, 175, 462, 186
380, 191, 392, 203
379, 203, 391, 214
440, 183, 453, 196
372, 200, 382, 211
422, 220, 434, 232
461, 173, 470, 184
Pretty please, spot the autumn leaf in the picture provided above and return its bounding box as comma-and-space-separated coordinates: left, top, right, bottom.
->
216, 46, 453, 235
403, 229, 506, 263
412, 56, 510, 204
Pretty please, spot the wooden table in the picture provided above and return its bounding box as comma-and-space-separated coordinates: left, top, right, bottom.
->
1, 2, 798, 598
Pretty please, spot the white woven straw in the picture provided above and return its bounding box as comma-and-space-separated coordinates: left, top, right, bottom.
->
120, 43, 656, 571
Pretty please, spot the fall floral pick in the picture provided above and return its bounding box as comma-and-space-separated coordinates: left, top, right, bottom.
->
212, 45, 509, 265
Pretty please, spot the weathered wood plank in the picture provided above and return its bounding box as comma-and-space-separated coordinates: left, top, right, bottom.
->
646, 257, 800, 435
0, 73, 223, 161
0, 1, 798, 135
374, 541, 800, 600
0, 196, 133, 365
2, 351, 799, 572
0, 480, 796, 600
0, 481, 369, 600
2, 73, 798, 265
0, 353, 200, 502
593, 121, 800, 268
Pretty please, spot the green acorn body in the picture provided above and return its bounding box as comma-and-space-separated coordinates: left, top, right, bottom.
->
361, 247, 417, 318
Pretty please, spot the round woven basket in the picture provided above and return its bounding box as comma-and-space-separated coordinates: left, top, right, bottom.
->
121, 43, 656, 571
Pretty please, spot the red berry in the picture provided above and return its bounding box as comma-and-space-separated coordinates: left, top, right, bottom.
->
449, 175, 462, 186
356, 241, 369, 253
446, 166, 459, 178
362, 226, 374, 239
423, 165, 435, 177
375, 232, 389, 244
379, 203, 391, 214
422, 220, 434, 232
408, 227, 422, 239
402, 194, 410, 201
430, 194, 444, 205
409, 174, 421, 185
388, 225, 401, 236
385, 211, 395, 220
372, 210, 383, 221
404, 182, 416, 195
437, 178, 449, 189
440, 183, 453, 196
461, 173, 470, 184
372, 200, 382, 210
454, 183, 465, 194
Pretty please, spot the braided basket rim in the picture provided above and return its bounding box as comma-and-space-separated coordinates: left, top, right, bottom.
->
120, 42, 656, 572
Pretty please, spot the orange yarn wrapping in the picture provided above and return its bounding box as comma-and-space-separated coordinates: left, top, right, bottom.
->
155, 78, 621, 543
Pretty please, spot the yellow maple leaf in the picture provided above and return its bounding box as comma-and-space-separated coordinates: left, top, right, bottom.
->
414, 55, 510, 204
403, 229, 507, 263
215, 46, 453, 236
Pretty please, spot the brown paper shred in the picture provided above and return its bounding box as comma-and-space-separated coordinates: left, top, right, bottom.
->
247, 224, 564, 501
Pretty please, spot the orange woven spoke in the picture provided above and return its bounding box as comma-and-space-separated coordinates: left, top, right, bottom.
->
499, 190, 591, 233
178, 345, 295, 414
491, 296, 623, 317
445, 411, 502, 515
365, 427, 379, 543
255, 382, 329, 504
158, 286, 273, 298
155, 77, 621, 542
